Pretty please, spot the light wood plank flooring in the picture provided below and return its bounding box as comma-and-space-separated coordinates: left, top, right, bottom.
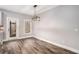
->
0, 37, 76, 54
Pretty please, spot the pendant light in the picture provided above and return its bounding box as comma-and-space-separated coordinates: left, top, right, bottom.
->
32, 5, 40, 21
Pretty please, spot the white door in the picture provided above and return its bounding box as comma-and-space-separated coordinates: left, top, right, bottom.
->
6, 17, 19, 40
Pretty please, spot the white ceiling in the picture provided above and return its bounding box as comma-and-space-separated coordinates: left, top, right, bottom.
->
0, 5, 58, 15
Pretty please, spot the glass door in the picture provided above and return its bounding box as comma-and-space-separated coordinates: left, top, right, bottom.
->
10, 21, 16, 37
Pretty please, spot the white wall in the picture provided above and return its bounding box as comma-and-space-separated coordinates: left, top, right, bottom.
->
33, 5, 79, 52
0, 9, 32, 40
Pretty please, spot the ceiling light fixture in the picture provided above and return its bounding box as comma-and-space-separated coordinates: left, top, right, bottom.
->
32, 5, 40, 21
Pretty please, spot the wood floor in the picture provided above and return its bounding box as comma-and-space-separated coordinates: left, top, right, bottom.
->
0, 37, 76, 54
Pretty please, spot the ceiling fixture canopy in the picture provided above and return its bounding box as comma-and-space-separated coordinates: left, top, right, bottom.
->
32, 5, 40, 21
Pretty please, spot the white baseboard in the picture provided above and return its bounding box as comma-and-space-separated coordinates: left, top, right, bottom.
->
33, 34, 79, 53
3, 35, 32, 42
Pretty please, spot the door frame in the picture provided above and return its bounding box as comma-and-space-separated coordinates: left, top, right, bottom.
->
6, 17, 19, 40
24, 19, 32, 35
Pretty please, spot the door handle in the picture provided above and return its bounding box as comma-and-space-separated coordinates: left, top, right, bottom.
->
8, 28, 10, 31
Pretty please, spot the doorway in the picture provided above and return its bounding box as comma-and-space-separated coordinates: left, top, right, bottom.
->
6, 17, 19, 40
